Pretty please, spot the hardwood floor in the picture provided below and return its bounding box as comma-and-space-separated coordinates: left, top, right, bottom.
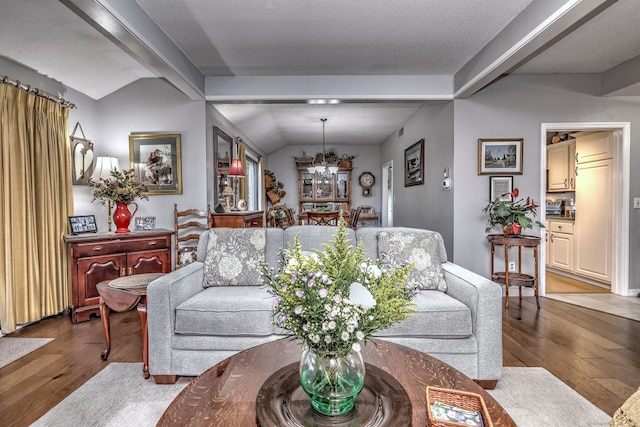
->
546, 271, 610, 293
1, 298, 639, 426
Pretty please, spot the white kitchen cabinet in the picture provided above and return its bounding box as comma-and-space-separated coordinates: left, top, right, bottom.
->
547, 140, 575, 192
575, 131, 613, 164
548, 221, 574, 272
574, 158, 612, 283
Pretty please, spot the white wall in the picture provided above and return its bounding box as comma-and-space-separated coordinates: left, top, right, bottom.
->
266, 144, 382, 214
380, 102, 455, 257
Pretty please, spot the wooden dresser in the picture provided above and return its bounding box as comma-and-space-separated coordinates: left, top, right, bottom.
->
210, 211, 264, 228
64, 229, 173, 323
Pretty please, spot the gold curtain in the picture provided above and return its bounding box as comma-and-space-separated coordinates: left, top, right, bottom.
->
237, 140, 247, 201
0, 85, 73, 334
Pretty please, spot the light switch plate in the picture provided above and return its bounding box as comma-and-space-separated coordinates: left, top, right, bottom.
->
634, 198, 640, 209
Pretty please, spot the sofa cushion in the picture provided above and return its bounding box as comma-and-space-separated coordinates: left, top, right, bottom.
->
374, 291, 472, 338
377, 230, 448, 292
175, 286, 275, 336
283, 225, 357, 252
203, 228, 266, 287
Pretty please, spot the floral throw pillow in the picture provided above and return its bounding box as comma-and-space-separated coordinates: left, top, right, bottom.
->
177, 244, 198, 268
203, 228, 266, 287
377, 231, 447, 292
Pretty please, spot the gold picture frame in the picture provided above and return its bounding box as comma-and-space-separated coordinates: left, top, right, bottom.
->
478, 138, 523, 175
129, 133, 182, 194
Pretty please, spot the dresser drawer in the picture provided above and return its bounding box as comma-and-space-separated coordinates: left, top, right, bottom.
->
72, 236, 170, 257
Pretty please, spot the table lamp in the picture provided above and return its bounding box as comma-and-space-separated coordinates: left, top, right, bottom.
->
227, 159, 245, 211
91, 156, 120, 232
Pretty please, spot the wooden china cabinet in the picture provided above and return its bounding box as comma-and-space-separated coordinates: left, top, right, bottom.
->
64, 229, 173, 323
297, 167, 352, 214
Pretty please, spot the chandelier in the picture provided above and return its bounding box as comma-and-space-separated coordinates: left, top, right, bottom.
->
308, 118, 339, 177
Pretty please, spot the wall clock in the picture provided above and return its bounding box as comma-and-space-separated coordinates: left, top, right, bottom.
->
359, 171, 375, 196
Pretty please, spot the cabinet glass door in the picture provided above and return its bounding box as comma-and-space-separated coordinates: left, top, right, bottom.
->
315, 173, 334, 199
336, 173, 348, 199
302, 173, 313, 198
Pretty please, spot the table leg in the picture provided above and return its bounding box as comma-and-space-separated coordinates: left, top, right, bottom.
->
99, 297, 111, 361
137, 303, 150, 379
504, 244, 510, 309
534, 246, 540, 309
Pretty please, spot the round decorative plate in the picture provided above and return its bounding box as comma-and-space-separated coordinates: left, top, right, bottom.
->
256, 362, 411, 427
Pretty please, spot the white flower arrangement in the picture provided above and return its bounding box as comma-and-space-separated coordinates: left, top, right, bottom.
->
261, 218, 417, 358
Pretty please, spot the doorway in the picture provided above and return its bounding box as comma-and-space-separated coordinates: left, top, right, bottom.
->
381, 161, 393, 227
539, 123, 630, 297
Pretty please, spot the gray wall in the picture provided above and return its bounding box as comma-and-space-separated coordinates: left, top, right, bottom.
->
453, 74, 640, 295
380, 102, 455, 258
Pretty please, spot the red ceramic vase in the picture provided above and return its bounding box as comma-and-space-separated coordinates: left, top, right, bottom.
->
113, 201, 138, 233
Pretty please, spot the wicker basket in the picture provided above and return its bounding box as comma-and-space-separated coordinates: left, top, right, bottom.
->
426, 386, 493, 427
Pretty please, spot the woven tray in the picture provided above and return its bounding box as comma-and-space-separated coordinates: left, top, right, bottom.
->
426, 386, 493, 427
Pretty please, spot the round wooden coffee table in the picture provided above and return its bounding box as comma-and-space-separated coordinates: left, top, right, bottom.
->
157, 339, 515, 426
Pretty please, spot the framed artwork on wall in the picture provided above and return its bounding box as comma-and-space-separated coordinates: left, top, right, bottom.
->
489, 176, 513, 201
70, 122, 94, 185
404, 138, 425, 187
478, 138, 523, 175
129, 133, 182, 194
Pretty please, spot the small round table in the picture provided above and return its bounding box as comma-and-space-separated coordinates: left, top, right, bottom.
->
487, 234, 541, 309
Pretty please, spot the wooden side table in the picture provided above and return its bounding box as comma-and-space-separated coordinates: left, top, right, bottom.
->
487, 234, 541, 309
96, 272, 165, 379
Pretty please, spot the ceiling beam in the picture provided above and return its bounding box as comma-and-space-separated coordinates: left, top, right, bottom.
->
601, 54, 640, 96
205, 75, 453, 102
454, 0, 619, 99
59, 0, 205, 100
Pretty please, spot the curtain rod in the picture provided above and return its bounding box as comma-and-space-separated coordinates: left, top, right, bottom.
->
1, 75, 76, 109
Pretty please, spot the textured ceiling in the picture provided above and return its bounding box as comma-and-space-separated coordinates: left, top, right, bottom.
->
136, 0, 532, 76
2, 0, 640, 153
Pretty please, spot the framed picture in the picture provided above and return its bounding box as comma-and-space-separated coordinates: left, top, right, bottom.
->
134, 216, 156, 231
404, 138, 425, 187
70, 122, 94, 185
68, 215, 97, 235
129, 133, 182, 194
478, 138, 523, 175
489, 176, 514, 201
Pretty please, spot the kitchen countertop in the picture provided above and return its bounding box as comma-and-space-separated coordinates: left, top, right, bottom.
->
546, 215, 575, 221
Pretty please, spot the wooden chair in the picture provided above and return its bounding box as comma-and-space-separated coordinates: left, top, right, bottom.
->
174, 204, 211, 269
268, 204, 296, 228
306, 210, 340, 226
348, 206, 362, 229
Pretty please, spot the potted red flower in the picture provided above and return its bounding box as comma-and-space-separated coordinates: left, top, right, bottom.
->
483, 188, 544, 236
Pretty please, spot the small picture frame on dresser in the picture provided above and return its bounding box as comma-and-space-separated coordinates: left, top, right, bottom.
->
68, 215, 97, 235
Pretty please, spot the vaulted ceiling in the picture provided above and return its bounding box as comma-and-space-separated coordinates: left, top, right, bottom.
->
2, 0, 639, 153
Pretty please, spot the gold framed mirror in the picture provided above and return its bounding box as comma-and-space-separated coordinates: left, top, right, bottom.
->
213, 126, 233, 205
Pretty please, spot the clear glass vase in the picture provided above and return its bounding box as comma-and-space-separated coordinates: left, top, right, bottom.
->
299, 347, 366, 416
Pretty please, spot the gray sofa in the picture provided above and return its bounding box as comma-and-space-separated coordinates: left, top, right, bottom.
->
147, 226, 502, 387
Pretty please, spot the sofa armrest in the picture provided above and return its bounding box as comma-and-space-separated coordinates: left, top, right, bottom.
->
442, 262, 502, 380
147, 261, 204, 375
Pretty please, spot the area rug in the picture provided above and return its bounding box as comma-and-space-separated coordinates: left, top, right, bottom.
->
0, 337, 53, 369
32, 364, 611, 426
487, 367, 611, 427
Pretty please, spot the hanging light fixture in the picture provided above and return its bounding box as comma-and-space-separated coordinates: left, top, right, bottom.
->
307, 118, 339, 176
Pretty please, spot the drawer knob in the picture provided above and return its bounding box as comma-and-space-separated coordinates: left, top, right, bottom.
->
148, 241, 158, 246
92, 246, 103, 251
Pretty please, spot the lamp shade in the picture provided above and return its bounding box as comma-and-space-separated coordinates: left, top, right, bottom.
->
228, 159, 245, 177
91, 156, 120, 181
